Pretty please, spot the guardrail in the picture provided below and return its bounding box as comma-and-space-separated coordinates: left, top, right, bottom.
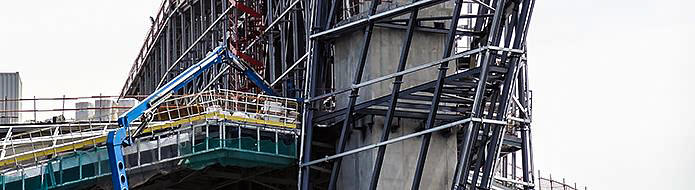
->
0, 89, 300, 172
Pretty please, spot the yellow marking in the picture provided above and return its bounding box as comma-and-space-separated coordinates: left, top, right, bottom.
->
0, 111, 296, 167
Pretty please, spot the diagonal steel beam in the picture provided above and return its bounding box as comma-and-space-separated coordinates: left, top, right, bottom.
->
452, 0, 509, 188
480, 0, 535, 188
327, 1, 381, 189
411, 0, 465, 189
368, 5, 420, 189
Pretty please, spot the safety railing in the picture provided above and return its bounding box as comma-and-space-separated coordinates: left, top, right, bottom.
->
153, 89, 300, 128
490, 161, 588, 190
536, 171, 588, 190
0, 89, 300, 173
0, 115, 298, 190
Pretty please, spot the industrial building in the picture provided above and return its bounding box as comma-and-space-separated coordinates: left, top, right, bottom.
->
0, 72, 22, 124
0, 0, 587, 190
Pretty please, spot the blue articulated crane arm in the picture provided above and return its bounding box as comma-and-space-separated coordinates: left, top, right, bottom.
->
106, 45, 275, 190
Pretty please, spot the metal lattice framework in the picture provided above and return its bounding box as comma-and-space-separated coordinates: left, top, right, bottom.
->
117, 0, 537, 189
299, 0, 536, 190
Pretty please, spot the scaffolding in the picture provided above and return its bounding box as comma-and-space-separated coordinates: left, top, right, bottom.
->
0, 0, 594, 189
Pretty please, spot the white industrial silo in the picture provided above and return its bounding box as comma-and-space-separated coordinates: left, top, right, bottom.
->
0, 72, 22, 124
116, 98, 139, 117
75, 102, 94, 121
94, 99, 115, 121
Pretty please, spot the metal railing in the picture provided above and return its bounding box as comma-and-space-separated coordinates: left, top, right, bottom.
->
0, 117, 298, 190
490, 161, 588, 190
0, 89, 300, 172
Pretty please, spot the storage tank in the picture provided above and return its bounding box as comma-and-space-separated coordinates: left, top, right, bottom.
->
116, 98, 139, 117
0, 72, 22, 124
94, 99, 115, 121
75, 102, 94, 121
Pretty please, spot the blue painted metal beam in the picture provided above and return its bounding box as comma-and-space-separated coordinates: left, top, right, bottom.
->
106, 45, 276, 190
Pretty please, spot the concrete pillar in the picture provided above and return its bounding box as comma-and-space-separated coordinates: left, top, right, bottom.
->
332, 2, 458, 189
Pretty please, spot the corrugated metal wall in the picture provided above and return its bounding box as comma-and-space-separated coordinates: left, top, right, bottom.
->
0, 72, 22, 124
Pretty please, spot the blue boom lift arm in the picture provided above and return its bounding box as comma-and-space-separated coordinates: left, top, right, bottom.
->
106, 45, 275, 190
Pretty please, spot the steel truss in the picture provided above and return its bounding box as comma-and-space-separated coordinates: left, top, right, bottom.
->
120, 0, 536, 189
299, 0, 536, 190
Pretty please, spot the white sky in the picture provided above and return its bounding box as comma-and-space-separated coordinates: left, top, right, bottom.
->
1, 0, 694, 189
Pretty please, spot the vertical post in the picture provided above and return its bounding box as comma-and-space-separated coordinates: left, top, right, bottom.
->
21, 168, 25, 190
512, 151, 517, 180
221, 122, 225, 148
299, 0, 328, 188
206, 121, 210, 150
289, 0, 301, 97
157, 135, 162, 161
222, 0, 228, 48
62, 95, 66, 119
97, 148, 102, 176
368, 3, 420, 190
59, 157, 63, 185
79, 152, 83, 180
33, 96, 36, 122
137, 139, 141, 166
327, 1, 380, 190
267, 0, 276, 83
191, 125, 196, 153
238, 126, 242, 149
176, 130, 181, 157
502, 156, 507, 178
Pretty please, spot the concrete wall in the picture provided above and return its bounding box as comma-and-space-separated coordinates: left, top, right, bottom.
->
333, 27, 453, 109
336, 116, 457, 190
332, 3, 459, 189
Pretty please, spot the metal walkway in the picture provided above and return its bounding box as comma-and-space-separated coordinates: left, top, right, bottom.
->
0, 90, 300, 190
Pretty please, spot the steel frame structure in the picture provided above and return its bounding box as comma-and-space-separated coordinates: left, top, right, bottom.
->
299, 0, 536, 190
118, 0, 537, 189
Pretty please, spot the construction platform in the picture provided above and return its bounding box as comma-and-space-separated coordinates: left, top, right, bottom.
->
0, 90, 300, 190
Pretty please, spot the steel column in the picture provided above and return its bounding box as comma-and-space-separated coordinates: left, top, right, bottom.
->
299, 0, 328, 189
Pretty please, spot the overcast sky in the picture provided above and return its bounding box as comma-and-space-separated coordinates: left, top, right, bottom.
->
1, 0, 694, 189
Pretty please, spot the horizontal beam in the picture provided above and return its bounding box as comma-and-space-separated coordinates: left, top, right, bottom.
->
308, 46, 488, 102
300, 117, 506, 167
310, 0, 446, 39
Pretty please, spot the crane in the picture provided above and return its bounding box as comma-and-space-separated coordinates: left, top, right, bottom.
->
106, 45, 276, 190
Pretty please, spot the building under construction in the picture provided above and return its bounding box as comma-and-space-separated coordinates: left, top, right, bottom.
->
0, 0, 587, 189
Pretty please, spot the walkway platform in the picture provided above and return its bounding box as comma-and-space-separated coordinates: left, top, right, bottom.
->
0, 90, 300, 190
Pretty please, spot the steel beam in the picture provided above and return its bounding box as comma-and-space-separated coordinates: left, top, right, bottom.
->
470, 86, 500, 188
368, 5, 420, 189
310, 0, 446, 39
411, 0, 465, 189
299, 0, 329, 189
327, 1, 380, 189
300, 117, 506, 167
452, 0, 508, 188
